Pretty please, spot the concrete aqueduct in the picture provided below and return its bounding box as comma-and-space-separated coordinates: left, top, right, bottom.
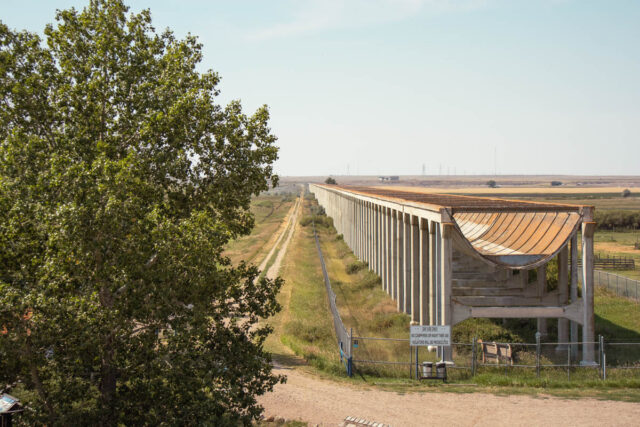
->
309, 184, 596, 364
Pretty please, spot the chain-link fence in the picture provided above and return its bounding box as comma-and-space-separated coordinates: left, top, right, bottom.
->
593, 270, 640, 300
313, 221, 353, 376
346, 333, 640, 381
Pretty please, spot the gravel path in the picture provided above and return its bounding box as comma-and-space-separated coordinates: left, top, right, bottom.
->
259, 362, 640, 426
265, 193, 302, 280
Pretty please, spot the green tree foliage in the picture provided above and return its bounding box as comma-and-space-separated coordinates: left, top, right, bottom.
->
486, 180, 497, 188
595, 210, 640, 230
324, 177, 337, 185
0, 1, 282, 424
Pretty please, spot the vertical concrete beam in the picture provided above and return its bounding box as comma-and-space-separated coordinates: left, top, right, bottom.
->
371, 204, 382, 277
582, 218, 596, 365
376, 206, 389, 291
391, 210, 398, 301
441, 222, 454, 363
372, 205, 378, 274
354, 200, 359, 257
396, 210, 405, 312
377, 205, 383, 275
370, 204, 375, 272
411, 215, 420, 323
570, 233, 579, 357
386, 208, 393, 296
537, 265, 548, 338
419, 218, 430, 325
557, 245, 569, 349
404, 213, 412, 314
365, 202, 370, 265
429, 221, 438, 325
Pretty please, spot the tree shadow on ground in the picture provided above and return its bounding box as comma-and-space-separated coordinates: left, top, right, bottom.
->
271, 352, 308, 370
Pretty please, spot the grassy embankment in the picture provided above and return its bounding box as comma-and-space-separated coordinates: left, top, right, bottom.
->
271, 194, 640, 400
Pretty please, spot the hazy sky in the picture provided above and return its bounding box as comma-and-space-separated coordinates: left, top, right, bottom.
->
3, 0, 640, 176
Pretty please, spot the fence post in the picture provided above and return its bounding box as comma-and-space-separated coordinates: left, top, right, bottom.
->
471, 336, 477, 377
348, 327, 353, 377
535, 331, 541, 378
567, 342, 571, 380
599, 335, 606, 381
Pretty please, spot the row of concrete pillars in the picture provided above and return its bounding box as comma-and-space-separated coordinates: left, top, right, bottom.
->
313, 186, 596, 364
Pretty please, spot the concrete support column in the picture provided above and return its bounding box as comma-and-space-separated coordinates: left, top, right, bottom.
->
371, 204, 383, 277
557, 245, 569, 350
365, 202, 370, 265
404, 213, 412, 314
396, 211, 405, 312
429, 221, 438, 325
391, 210, 398, 301
376, 206, 389, 292
386, 208, 393, 296
570, 234, 579, 357
441, 223, 454, 363
537, 265, 548, 338
411, 216, 420, 323
419, 218, 430, 325
370, 204, 375, 272
582, 219, 596, 364
376, 205, 384, 277
372, 205, 378, 274
354, 199, 362, 260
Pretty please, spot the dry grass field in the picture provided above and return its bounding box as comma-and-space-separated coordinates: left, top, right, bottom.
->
375, 185, 640, 195
224, 194, 296, 266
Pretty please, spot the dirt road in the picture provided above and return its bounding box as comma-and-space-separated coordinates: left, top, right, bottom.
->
265, 193, 302, 280
259, 362, 640, 426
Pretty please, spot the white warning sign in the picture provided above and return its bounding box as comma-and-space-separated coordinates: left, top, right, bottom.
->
410, 325, 451, 346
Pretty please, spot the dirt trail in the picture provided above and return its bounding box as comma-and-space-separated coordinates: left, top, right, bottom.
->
258, 194, 301, 273
259, 364, 640, 426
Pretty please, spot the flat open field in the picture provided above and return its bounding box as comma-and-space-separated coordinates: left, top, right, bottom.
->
375, 185, 640, 195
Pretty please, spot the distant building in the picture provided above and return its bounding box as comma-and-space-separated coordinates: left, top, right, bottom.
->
378, 176, 399, 182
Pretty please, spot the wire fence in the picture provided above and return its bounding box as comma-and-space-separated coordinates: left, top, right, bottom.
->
593, 269, 640, 300
348, 334, 640, 381
313, 221, 353, 376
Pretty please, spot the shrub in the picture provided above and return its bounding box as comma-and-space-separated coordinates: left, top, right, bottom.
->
595, 210, 640, 230
486, 180, 497, 188
551, 181, 562, 186
622, 189, 632, 198
346, 260, 368, 274
325, 177, 337, 185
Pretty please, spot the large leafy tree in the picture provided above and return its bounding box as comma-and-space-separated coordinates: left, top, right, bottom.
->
0, 1, 282, 424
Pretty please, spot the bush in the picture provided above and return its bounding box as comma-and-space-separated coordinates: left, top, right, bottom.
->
551, 181, 562, 186
299, 215, 333, 228
486, 180, 497, 188
622, 189, 632, 198
325, 177, 337, 185
595, 210, 640, 230
346, 260, 368, 274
